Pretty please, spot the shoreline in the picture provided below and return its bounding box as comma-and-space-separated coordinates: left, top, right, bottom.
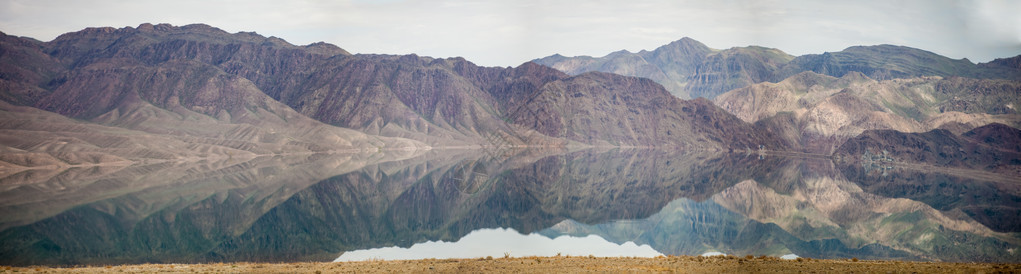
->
5, 256, 1019, 273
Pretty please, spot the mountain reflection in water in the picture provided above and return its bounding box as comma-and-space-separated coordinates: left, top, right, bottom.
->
0, 148, 1018, 266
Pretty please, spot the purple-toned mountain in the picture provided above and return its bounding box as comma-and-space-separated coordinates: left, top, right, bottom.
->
0, 25, 428, 167
0, 23, 785, 157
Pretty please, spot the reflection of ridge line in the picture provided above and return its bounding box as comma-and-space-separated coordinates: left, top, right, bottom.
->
448, 159, 494, 196
481, 131, 513, 158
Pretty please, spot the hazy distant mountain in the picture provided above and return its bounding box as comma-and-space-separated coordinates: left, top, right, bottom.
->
0, 23, 783, 154
534, 38, 793, 99
713, 71, 1021, 154
778, 45, 1021, 81
534, 38, 1021, 100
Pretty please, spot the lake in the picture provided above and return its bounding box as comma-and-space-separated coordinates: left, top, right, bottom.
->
1, 148, 1018, 265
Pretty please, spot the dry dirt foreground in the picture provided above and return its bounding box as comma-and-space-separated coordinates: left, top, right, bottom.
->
4, 256, 1020, 273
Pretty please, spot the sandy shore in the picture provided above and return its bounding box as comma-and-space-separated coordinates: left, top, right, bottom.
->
4, 255, 1017, 273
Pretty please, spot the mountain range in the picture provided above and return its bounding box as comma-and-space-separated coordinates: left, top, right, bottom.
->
534, 35, 1020, 161
534, 38, 1021, 100
0, 23, 791, 172
1, 23, 1019, 188
1, 23, 1020, 265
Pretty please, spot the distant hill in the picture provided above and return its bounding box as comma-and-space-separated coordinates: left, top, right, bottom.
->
534, 38, 793, 99
534, 38, 1021, 99
777, 45, 1020, 81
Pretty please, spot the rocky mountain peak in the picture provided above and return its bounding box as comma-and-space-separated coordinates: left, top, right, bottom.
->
303, 41, 351, 56
605, 49, 633, 58
661, 37, 710, 51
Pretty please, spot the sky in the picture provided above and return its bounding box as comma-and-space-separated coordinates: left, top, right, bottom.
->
335, 228, 661, 261
1, 0, 1018, 67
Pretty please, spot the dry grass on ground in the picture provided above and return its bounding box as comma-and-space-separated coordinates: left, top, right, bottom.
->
3, 255, 1018, 273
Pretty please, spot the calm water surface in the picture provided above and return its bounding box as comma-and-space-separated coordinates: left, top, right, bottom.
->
0, 149, 1018, 265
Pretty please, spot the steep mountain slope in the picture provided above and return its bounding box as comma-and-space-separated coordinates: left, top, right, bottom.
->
268, 56, 568, 146
535, 39, 1020, 100
685, 46, 793, 99
713, 71, 1021, 153
1, 24, 780, 151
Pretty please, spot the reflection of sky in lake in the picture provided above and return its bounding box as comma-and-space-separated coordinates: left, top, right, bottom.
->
334, 228, 662, 261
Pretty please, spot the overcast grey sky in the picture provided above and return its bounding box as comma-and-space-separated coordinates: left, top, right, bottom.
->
1, 0, 1018, 67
